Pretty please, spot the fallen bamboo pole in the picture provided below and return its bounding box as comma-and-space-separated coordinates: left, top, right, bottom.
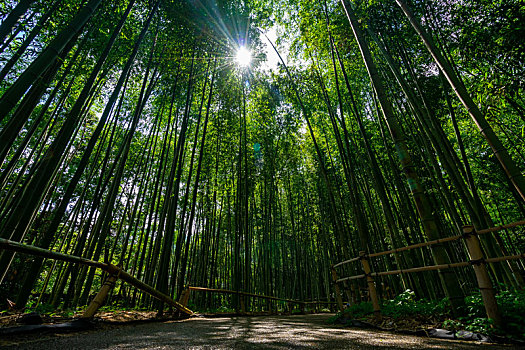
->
0, 238, 193, 316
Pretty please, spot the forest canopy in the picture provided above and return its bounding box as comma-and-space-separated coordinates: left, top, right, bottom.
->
0, 0, 524, 317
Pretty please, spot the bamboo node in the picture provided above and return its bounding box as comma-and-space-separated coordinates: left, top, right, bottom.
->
468, 258, 485, 266
462, 225, 476, 238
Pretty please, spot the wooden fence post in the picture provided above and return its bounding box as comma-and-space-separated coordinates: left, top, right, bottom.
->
240, 295, 246, 314
82, 273, 118, 318
359, 251, 380, 315
331, 266, 345, 312
350, 283, 357, 304
179, 286, 191, 307
463, 226, 502, 327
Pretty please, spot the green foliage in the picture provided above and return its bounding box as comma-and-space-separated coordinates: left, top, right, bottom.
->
33, 303, 55, 314
326, 313, 341, 324
442, 319, 463, 331
459, 289, 525, 339
1, 0, 524, 322
341, 301, 374, 319
381, 290, 448, 318
333, 290, 525, 341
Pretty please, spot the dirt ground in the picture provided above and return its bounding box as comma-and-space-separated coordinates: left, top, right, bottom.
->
1, 314, 521, 349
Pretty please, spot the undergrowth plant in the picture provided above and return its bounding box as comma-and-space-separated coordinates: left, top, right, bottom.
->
329, 289, 525, 341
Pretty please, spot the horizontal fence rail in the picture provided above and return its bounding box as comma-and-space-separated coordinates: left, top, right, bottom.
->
179, 286, 337, 313
0, 238, 193, 316
0, 238, 328, 317
188, 286, 309, 305
334, 220, 525, 269
330, 221, 525, 326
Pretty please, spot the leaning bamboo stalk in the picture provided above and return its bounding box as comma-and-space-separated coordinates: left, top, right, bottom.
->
396, 0, 525, 201
0, 238, 193, 315
118, 269, 193, 315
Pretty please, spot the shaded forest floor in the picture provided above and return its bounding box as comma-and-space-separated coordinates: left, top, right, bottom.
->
1, 313, 521, 349
0, 310, 161, 328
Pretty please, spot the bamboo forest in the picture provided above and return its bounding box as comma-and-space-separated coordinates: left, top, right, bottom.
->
0, 0, 524, 348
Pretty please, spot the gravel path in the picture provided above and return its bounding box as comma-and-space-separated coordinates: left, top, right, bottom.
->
1, 314, 520, 349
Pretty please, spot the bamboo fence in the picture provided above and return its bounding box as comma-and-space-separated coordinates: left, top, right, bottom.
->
331, 221, 525, 326
0, 237, 194, 316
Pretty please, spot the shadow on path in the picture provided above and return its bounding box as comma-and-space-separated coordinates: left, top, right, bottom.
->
1, 314, 520, 349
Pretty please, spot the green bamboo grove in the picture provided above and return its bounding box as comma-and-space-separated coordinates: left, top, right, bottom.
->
0, 0, 523, 314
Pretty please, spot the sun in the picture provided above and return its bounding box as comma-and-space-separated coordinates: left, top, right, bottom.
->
235, 46, 252, 67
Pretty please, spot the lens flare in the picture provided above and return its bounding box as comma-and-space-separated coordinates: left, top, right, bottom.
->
236, 46, 252, 67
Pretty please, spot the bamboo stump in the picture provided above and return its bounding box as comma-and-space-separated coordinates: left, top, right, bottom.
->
82, 273, 118, 318
463, 226, 503, 327
360, 251, 380, 316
